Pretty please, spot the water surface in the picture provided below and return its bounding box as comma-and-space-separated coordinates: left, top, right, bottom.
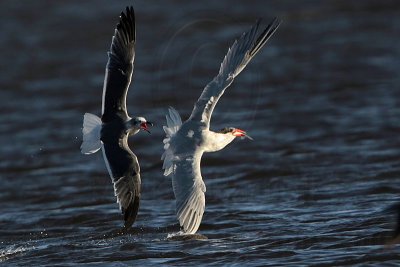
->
1, 0, 400, 265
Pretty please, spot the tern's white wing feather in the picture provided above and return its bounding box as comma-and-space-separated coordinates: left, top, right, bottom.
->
162, 108, 206, 234
188, 18, 280, 128
162, 107, 182, 176
172, 151, 206, 234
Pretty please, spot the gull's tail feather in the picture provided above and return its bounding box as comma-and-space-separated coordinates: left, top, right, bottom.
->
81, 113, 102, 154
162, 107, 182, 176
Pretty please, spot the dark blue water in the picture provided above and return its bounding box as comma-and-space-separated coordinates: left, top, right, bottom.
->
1, 0, 400, 265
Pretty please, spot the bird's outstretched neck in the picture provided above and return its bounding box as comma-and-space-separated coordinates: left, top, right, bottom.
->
202, 130, 236, 153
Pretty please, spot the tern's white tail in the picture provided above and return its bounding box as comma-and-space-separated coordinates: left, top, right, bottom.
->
81, 113, 102, 154
162, 107, 182, 176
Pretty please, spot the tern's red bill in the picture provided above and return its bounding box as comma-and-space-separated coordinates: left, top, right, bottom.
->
232, 128, 253, 140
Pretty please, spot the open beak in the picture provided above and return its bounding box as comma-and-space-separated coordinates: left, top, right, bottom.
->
140, 121, 153, 134
233, 128, 253, 140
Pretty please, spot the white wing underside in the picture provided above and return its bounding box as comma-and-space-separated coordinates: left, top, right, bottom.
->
162, 107, 206, 234
172, 154, 206, 234
161, 107, 182, 176
188, 18, 280, 128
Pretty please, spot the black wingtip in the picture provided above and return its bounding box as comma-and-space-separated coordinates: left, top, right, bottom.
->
121, 6, 134, 18
123, 196, 140, 228
116, 6, 136, 43
249, 17, 281, 57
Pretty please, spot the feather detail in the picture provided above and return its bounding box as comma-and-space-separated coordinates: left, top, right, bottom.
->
162, 107, 183, 176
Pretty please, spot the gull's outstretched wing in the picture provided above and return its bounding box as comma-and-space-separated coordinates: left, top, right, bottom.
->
188, 18, 280, 128
101, 133, 141, 228
102, 6, 136, 122
171, 150, 206, 234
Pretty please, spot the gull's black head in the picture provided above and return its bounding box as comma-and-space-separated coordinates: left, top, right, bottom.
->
131, 117, 153, 134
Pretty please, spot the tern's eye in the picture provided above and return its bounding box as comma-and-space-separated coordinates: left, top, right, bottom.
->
220, 127, 230, 133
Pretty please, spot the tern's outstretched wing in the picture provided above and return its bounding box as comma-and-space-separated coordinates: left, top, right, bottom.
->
101, 134, 141, 228
162, 108, 205, 233
188, 18, 280, 128
102, 6, 136, 122
171, 150, 206, 234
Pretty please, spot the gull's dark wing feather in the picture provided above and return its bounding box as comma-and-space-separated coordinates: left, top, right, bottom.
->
102, 6, 136, 122
101, 133, 141, 228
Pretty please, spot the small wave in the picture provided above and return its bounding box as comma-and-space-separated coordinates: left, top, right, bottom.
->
0, 245, 33, 262
167, 231, 208, 241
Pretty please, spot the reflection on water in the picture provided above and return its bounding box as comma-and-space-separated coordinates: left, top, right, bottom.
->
1, 0, 400, 265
